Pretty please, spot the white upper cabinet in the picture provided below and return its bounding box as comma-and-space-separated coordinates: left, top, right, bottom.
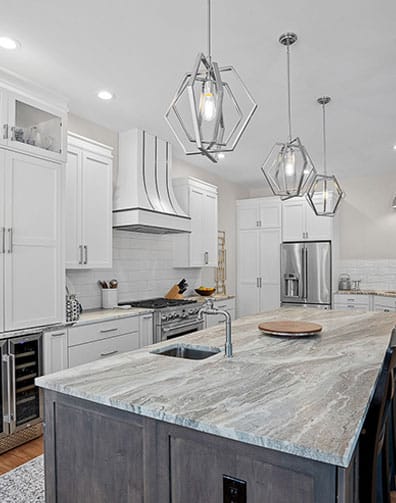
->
282, 198, 333, 242
0, 152, 5, 330
237, 198, 281, 317
3, 150, 63, 331
2, 90, 67, 162
66, 133, 113, 269
173, 177, 218, 267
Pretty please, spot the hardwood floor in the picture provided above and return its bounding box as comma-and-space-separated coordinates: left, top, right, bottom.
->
0, 436, 43, 475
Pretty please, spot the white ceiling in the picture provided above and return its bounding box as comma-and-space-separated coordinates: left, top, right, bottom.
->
2, 0, 396, 185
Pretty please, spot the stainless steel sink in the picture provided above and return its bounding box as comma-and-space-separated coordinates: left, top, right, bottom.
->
151, 344, 220, 360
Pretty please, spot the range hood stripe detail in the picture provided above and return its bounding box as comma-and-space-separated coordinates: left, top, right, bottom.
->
113, 129, 191, 234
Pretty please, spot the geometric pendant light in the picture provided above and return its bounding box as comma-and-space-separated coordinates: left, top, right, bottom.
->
306, 97, 344, 216
261, 33, 316, 200
164, 0, 258, 163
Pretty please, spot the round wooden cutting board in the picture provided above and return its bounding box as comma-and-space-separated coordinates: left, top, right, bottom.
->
258, 320, 323, 337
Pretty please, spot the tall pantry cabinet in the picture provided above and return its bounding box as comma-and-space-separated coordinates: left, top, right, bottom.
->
0, 80, 67, 331
237, 198, 281, 317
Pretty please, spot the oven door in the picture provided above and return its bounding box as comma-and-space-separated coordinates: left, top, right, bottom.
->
161, 320, 204, 341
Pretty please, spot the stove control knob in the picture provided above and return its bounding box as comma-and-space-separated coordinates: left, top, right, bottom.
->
182, 313, 188, 319
188, 309, 194, 315
161, 314, 167, 321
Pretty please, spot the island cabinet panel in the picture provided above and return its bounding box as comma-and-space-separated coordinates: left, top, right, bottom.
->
44, 392, 146, 503
157, 422, 337, 503
44, 391, 359, 503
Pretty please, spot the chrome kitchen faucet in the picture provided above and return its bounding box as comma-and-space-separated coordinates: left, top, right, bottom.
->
198, 298, 233, 358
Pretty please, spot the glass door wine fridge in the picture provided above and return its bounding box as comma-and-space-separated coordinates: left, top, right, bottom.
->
0, 333, 43, 452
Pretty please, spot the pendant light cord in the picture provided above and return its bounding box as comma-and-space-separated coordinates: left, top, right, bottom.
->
286, 44, 293, 142
322, 102, 327, 175
207, 0, 212, 65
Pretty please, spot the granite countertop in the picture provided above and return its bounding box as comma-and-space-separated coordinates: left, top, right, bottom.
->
36, 308, 396, 468
71, 307, 153, 327
336, 289, 396, 297
187, 294, 235, 303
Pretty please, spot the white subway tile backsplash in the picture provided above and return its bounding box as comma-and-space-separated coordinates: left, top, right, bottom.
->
67, 230, 202, 310
336, 259, 396, 291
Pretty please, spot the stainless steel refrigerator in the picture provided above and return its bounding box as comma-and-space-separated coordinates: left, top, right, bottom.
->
281, 241, 331, 308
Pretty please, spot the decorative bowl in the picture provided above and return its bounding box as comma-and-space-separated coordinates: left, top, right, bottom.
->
195, 288, 216, 297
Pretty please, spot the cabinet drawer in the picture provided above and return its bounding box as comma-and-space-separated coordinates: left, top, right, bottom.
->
373, 296, 396, 310
334, 294, 370, 308
68, 332, 140, 367
68, 316, 139, 347
214, 299, 235, 312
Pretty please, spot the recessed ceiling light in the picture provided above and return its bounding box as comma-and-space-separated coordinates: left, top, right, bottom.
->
393, 145, 396, 150
0, 37, 20, 50
97, 90, 113, 101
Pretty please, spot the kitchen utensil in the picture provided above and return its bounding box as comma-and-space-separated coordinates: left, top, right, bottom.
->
109, 279, 118, 289
177, 278, 188, 294
352, 280, 361, 291
98, 280, 108, 289
258, 320, 322, 337
165, 284, 184, 300
195, 287, 216, 297
338, 274, 352, 291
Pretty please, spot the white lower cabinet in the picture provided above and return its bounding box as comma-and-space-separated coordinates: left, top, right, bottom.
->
67, 313, 153, 368
333, 294, 371, 311
43, 329, 68, 375
204, 298, 235, 329
373, 296, 396, 312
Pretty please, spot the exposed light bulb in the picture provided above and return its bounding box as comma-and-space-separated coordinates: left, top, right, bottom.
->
0, 37, 20, 50
284, 149, 295, 176
97, 90, 114, 100
217, 152, 225, 160
199, 81, 217, 122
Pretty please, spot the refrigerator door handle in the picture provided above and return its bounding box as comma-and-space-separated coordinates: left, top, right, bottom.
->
303, 247, 308, 300
301, 247, 307, 300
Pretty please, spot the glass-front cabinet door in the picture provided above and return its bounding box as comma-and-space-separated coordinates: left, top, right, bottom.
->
6, 92, 66, 162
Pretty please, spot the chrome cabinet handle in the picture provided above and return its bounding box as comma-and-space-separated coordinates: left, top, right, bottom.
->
10, 126, 15, 141
84, 245, 88, 265
259, 277, 262, 288
50, 331, 65, 337
79, 245, 83, 264
100, 350, 118, 357
1, 227, 4, 254
2, 124, 8, 140
257, 277, 260, 288
99, 327, 118, 333
142, 315, 152, 320
204, 251, 209, 265
7, 228, 13, 254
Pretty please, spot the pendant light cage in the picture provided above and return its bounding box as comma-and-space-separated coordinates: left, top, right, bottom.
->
306, 96, 344, 217
261, 33, 316, 200
165, 0, 257, 163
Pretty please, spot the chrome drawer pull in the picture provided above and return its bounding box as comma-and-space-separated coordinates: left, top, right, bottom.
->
100, 327, 118, 333
100, 350, 118, 357
50, 332, 65, 337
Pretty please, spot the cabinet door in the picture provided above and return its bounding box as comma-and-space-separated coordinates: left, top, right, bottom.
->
65, 147, 82, 268
259, 199, 281, 228
259, 229, 281, 311
305, 201, 333, 240
139, 314, 153, 347
189, 187, 205, 266
203, 191, 218, 266
0, 89, 8, 148
7, 92, 66, 162
237, 202, 259, 230
4, 151, 63, 331
0, 152, 5, 331
43, 329, 68, 374
282, 200, 305, 241
237, 230, 260, 317
81, 152, 112, 268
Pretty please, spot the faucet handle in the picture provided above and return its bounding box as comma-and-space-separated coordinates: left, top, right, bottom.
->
205, 297, 215, 309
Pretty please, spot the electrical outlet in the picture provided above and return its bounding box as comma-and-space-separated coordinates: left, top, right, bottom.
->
223, 475, 247, 503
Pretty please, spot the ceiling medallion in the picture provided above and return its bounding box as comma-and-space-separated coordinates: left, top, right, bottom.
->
165, 0, 257, 163
306, 97, 344, 217
261, 33, 316, 200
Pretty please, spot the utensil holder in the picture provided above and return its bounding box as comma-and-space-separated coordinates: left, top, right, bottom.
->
102, 288, 118, 309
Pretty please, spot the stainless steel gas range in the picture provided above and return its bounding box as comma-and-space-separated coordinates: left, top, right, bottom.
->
118, 298, 203, 343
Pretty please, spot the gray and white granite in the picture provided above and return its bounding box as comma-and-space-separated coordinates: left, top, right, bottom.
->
71, 307, 153, 327
336, 289, 396, 298
36, 308, 396, 468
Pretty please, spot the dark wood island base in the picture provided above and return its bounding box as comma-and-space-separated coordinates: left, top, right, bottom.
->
43, 391, 358, 503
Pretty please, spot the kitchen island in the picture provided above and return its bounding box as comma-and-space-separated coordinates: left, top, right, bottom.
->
36, 308, 396, 502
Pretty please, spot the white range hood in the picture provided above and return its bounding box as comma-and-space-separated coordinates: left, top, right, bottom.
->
113, 129, 191, 234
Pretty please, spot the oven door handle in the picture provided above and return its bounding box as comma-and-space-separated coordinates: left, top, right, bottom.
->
162, 321, 203, 333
